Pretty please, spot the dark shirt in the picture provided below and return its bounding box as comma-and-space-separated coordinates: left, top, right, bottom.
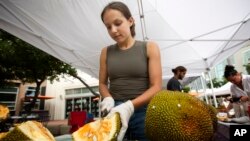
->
166, 77, 182, 91
107, 41, 149, 100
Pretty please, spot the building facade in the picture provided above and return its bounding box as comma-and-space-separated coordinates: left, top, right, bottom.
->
45, 71, 99, 120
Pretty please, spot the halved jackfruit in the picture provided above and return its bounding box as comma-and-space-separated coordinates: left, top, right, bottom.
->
0, 133, 7, 140
0, 121, 55, 141
72, 112, 121, 141
0, 104, 9, 121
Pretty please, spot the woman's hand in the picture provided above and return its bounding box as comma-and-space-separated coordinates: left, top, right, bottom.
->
240, 96, 249, 102
108, 100, 134, 141
100, 97, 115, 113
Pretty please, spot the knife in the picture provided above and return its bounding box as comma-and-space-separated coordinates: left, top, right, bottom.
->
101, 109, 109, 118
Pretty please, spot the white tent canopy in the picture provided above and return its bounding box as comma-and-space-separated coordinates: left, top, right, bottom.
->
201, 82, 231, 97
1, 0, 250, 79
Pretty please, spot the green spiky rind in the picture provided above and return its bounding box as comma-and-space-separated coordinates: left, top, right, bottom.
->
145, 90, 215, 141
205, 104, 218, 132
107, 112, 121, 141
0, 127, 31, 141
0, 121, 55, 141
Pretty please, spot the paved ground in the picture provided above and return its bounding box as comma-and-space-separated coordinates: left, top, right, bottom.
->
46, 119, 71, 136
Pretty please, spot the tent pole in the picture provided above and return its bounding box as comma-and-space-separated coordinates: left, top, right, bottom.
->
201, 73, 209, 104
207, 71, 218, 108
137, 0, 148, 41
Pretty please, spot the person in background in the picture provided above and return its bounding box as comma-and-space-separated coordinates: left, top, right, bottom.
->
99, 1, 162, 140
224, 65, 250, 118
224, 65, 250, 103
166, 66, 187, 91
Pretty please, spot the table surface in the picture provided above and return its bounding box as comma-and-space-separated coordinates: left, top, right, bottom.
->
218, 120, 250, 125
55, 134, 72, 141
10, 115, 38, 119
213, 121, 250, 141
54, 121, 250, 141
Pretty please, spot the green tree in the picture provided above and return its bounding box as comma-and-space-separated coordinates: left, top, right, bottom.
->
0, 29, 98, 113
182, 86, 191, 93
243, 64, 250, 74
0, 30, 19, 86
206, 78, 227, 89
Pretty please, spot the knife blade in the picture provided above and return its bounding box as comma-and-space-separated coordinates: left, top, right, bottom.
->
101, 109, 108, 118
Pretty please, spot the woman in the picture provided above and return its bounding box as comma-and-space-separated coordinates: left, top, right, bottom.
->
224, 65, 250, 118
166, 66, 187, 91
99, 1, 162, 140
224, 65, 250, 102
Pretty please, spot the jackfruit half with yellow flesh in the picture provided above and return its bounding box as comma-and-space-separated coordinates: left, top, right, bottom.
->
0, 104, 9, 121
0, 121, 55, 141
0, 133, 7, 140
145, 90, 217, 141
73, 112, 121, 141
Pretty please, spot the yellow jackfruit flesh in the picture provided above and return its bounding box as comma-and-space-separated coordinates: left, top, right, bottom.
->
0, 121, 55, 141
145, 90, 217, 141
73, 112, 121, 141
0, 133, 7, 140
0, 104, 9, 121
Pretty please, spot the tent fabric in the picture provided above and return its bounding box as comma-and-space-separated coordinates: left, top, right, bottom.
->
201, 82, 232, 97
1, 0, 250, 79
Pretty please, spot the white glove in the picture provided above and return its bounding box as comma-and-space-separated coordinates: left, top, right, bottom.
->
100, 97, 115, 113
108, 100, 134, 141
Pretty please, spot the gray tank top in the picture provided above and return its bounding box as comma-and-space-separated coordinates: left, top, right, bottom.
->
107, 41, 149, 100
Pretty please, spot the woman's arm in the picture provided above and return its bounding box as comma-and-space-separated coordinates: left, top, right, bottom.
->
132, 41, 162, 109
99, 47, 112, 98
240, 96, 249, 102
231, 85, 249, 102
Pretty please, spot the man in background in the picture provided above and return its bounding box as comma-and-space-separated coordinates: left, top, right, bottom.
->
167, 66, 187, 91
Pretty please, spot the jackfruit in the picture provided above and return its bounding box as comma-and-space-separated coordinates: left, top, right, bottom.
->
145, 90, 217, 141
0, 121, 55, 141
0, 104, 9, 121
72, 112, 121, 141
206, 104, 218, 132
0, 133, 7, 140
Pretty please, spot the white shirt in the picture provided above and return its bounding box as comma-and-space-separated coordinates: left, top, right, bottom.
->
230, 75, 250, 98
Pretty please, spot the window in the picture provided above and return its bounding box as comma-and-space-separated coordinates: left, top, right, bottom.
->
65, 86, 99, 118
0, 87, 18, 111
65, 97, 99, 118
23, 86, 41, 111
65, 86, 99, 95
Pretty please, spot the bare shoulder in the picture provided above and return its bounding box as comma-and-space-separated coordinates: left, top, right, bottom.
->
100, 47, 108, 61
100, 47, 108, 56
146, 41, 160, 56
101, 46, 108, 53
146, 41, 159, 48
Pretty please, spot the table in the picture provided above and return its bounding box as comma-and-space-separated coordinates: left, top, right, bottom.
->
213, 121, 250, 141
55, 134, 72, 141
54, 121, 250, 141
9, 115, 38, 123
